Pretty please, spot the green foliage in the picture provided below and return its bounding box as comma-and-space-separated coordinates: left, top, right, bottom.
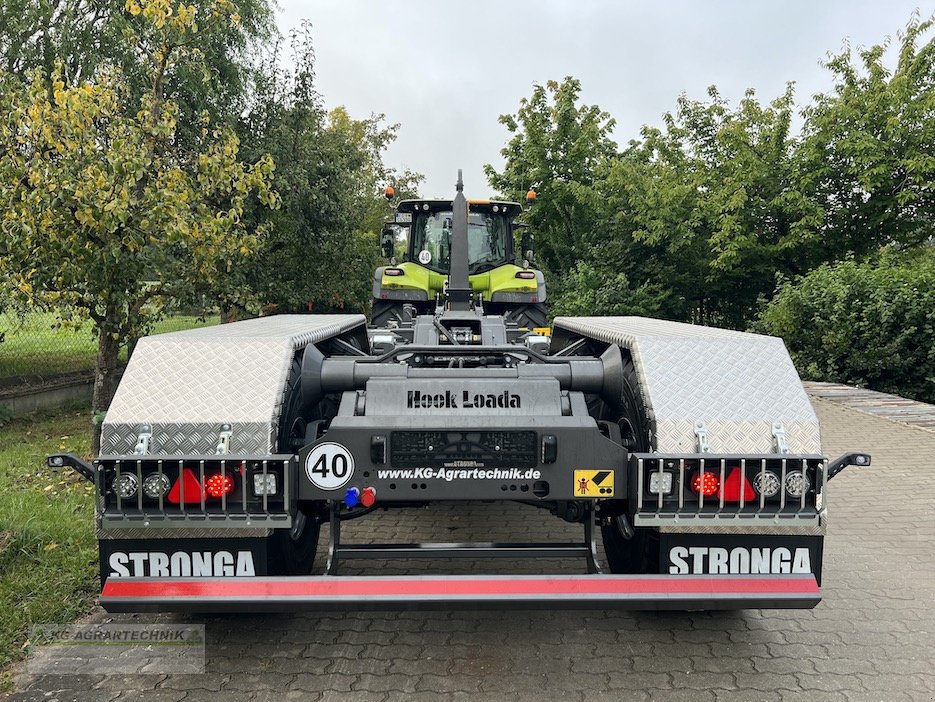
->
485, 77, 616, 276
618, 85, 823, 328
0, 0, 278, 451
549, 261, 667, 319
0, 0, 275, 149
798, 16, 935, 258
236, 25, 422, 314
757, 253, 935, 403
488, 15, 935, 348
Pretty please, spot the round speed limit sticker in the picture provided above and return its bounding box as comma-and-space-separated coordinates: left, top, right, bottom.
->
305, 442, 355, 490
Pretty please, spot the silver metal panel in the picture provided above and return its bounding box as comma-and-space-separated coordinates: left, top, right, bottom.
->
554, 316, 822, 454
99, 528, 273, 539
102, 315, 367, 455
656, 524, 826, 536
634, 514, 821, 528
100, 514, 291, 529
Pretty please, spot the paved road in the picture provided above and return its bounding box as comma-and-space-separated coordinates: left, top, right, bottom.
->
7, 395, 935, 702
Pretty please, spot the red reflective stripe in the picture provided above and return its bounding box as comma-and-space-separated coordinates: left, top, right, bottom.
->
103, 576, 818, 600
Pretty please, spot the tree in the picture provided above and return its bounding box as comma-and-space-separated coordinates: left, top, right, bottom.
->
0, 0, 275, 150
617, 86, 822, 327
235, 26, 422, 315
798, 16, 935, 259
485, 77, 617, 276
486, 77, 819, 327
0, 0, 278, 452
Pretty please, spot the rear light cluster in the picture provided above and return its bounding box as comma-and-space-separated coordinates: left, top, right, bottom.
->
102, 458, 286, 515
641, 458, 821, 506
653, 466, 812, 501
681, 468, 810, 501
112, 467, 246, 503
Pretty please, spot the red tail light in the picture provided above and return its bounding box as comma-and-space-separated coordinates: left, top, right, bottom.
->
167, 468, 205, 504
205, 473, 235, 499
720, 467, 756, 502
515, 271, 536, 279
690, 471, 719, 496
384, 268, 405, 276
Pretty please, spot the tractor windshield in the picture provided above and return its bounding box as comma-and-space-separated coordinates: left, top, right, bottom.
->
411, 211, 510, 272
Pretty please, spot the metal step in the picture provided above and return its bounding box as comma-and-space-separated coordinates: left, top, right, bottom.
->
325, 502, 603, 574
333, 542, 592, 559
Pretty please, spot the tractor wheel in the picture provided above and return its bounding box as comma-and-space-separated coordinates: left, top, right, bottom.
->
600, 354, 660, 574
508, 302, 549, 330
370, 300, 404, 328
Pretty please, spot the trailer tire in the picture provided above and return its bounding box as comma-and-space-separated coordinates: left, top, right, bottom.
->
601, 353, 659, 574
267, 509, 322, 575
267, 355, 323, 575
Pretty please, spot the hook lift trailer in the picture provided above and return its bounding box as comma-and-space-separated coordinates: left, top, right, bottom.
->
51, 172, 869, 612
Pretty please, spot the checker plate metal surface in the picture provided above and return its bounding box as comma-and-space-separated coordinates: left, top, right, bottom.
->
102, 315, 367, 456
553, 317, 822, 454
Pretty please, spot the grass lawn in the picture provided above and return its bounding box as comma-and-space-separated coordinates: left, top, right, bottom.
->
0, 406, 97, 688
0, 313, 217, 380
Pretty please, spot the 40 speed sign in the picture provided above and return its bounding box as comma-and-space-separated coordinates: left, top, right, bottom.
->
305, 442, 355, 490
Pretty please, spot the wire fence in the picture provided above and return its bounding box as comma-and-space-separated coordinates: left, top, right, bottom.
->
0, 309, 217, 389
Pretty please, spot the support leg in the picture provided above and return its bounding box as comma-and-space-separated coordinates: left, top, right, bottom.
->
584, 502, 602, 574
324, 502, 341, 575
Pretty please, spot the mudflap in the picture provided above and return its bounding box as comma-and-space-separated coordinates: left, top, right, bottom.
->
97, 535, 823, 613
99, 538, 269, 586
659, 534, 824, 586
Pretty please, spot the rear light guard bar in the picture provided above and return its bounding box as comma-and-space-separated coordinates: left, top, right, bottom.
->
96, 455, 294, 528
631, 453, 826, 527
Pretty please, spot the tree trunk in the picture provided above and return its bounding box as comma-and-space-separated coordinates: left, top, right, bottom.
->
91, 327, 121, 456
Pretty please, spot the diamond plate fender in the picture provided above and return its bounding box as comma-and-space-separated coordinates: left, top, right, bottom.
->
101, 315, 368, 456
551, 317, 822, 454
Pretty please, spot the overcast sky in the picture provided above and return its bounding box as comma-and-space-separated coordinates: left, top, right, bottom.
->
275, 1, 928, 198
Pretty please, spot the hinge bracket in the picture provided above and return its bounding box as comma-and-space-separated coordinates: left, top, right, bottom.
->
772, 422, 790, 454
694, 421, 711, 453
215, 424, 233, 455
133, 425, 152, 455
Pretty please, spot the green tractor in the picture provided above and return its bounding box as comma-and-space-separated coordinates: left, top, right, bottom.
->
372, 191, 548, 329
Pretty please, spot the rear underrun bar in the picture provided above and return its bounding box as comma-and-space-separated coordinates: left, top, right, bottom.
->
100, 574, 820, 612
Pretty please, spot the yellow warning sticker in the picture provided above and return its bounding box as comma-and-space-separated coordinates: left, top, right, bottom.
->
533, 327, 552, 337
574, 470, 614, 498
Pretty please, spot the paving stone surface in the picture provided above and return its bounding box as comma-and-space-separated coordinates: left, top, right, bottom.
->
5, 394, 935, 701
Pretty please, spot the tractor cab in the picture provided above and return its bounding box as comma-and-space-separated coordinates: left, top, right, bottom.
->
372, 198, 548, 329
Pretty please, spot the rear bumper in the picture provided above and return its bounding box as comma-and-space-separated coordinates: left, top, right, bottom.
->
100, 573, 820, 612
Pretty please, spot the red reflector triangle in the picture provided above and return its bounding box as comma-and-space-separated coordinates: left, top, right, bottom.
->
720, 467, 755, 503
167, 468, 205, 504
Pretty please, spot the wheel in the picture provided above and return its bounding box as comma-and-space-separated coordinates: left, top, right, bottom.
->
505, 301, 549, 329
265, 354, 324, 575
266, 508, 323, 575
370, 300, 403, 327
600, 353, 660, 573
